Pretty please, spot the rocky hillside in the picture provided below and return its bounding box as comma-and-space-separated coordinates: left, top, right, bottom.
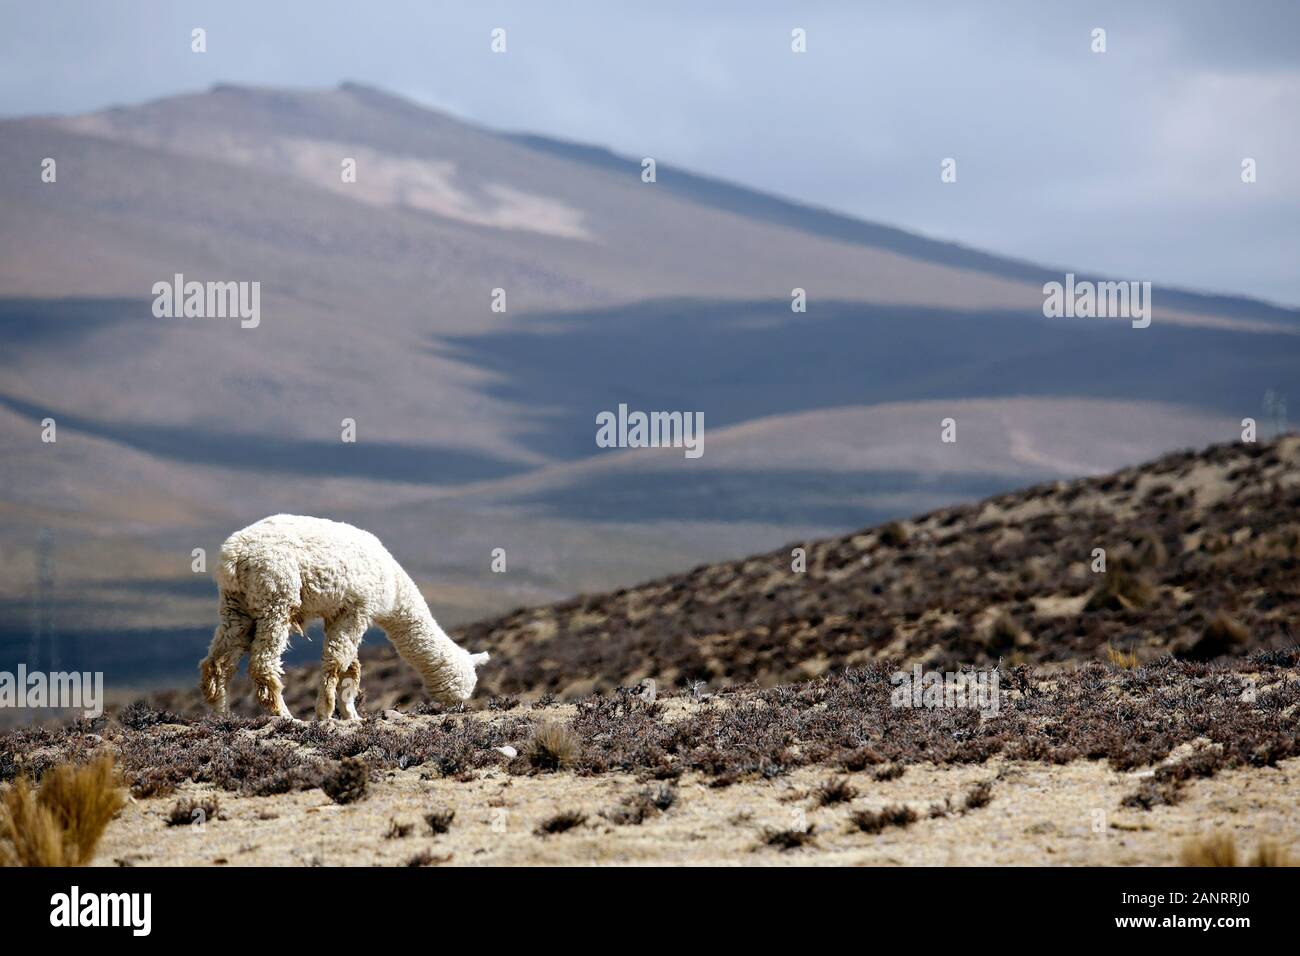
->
155, 436, 1300, 716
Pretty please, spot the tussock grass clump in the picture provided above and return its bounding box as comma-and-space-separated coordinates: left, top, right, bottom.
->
525, 720, 580, 771
424, 809, 455, 834
850, 805, 918, 835
534, 810, 587, 836
814, 777, 858, 806
1106, 642, 1138, 670
1180, 833, 1295, 867
1085, 565, 1156, 613
166, 795, 219, 827
0, 754, 125, 867
761, 825, 816, 850
1249, 842, 1294, 867
872, 763, 905, 782
1180, 833, 1239, 867
321, 757, 368, 805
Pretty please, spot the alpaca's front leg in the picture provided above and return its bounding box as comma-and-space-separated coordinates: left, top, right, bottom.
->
338, 658, 362, 721
318, 610, 366, 721
249, 612, 293, 718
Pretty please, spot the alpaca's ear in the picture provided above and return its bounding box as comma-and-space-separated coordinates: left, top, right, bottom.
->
469, 651, 490, 667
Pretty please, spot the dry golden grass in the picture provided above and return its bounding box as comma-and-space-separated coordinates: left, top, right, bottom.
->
526, 720, 581, 771
1086, 565, 1157, 613
0, 754, 126, 867
1180, 832, 1238, 867
0, 779, 63, 867
1106, 643, 1138, 670
1181, 833, 1295, 867
1249, 842, 1293, 867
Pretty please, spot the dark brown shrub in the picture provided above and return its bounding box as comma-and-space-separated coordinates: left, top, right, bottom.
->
1185, 613, 1249, 660
535, 810, 587, 836
850, 805, 918, 834
406, 849, 451, 867
814, 777, 858, 806
166, 795, 219, 827
384, 819, 414, 839
762, 825, 816, 850
963, 781, 993, 810
878, 522, 909, 548
985, 614, 1024, 652
321, 757, 368, 804
424, 809, 455, 835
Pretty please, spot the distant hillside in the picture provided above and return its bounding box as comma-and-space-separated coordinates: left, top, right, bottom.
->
1, 83, 1296, 687
155, 436, 1299, 716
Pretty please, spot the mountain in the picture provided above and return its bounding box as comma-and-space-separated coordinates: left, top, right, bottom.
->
0, 83, 1296, 687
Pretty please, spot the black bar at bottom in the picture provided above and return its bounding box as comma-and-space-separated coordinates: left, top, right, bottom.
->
0, 866, 1278, 942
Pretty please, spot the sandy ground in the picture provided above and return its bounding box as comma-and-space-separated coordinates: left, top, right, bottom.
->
94, 756, 1300, 867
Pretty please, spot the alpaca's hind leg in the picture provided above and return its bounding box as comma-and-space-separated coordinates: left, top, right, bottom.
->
200, 592, 254, 713
248, 611, 294, 718
337, 658, 362, 721
318, 610, 367, 721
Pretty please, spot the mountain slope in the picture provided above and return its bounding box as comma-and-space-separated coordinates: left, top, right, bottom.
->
1, 83, 1296, 686
157, 435, 1300, 715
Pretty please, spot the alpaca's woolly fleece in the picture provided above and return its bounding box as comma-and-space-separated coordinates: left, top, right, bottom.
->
200, 514, 489, 719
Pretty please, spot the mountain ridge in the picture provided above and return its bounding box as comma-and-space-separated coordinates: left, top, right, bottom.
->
1, 83, 1294, 689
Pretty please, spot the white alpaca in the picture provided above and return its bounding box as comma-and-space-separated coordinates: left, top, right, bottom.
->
199, 514, 489, 720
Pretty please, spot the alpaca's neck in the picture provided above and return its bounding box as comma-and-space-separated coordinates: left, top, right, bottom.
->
378, 570, 462, 697
381, 568, 435, 630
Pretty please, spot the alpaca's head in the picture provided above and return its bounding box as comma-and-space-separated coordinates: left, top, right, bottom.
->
430, 648, 491, 704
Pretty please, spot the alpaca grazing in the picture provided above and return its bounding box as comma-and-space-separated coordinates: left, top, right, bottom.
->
200, 514, 489, 720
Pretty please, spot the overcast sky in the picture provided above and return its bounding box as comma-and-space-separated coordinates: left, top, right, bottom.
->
3, 0, 1297, 305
